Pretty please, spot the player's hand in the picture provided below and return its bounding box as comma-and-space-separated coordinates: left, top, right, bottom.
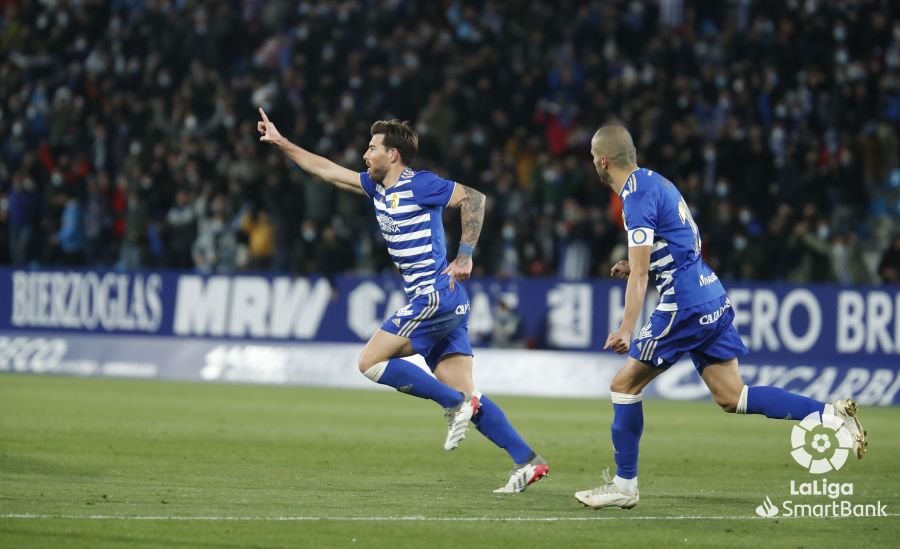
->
257, 107, 283, 145
611, 260, 630, 279
604, 328, 632, 354
441, 255, 472, 291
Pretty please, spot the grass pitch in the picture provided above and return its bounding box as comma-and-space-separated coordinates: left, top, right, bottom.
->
1, 374, 898, 548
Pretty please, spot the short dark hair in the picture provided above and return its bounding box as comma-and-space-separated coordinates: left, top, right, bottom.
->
370, 119, 418, 165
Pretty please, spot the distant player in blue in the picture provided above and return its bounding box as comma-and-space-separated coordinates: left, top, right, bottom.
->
257, 109, 548, 493
575, 126, 868, 509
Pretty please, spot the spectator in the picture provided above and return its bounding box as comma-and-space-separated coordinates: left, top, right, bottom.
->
831, 232, 875, 285
0, 0, 897, 285
315, 224, 351, 288
84, 174, 112, 266
290, 219, 319, 276
119, 189, 149, 270
878, 235, 900, 284
165, 190, 197, 270
784, 219, 835, 284
0, 192, 8, 264
52, 191, 85, 265
492, 293, 524, 348
7, 174, 42, 266
240, 208, 275, 271
193, 209, 237, 274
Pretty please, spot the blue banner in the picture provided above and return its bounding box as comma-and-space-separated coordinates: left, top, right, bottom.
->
1, 267, 898, 404
2, 267, 899, 356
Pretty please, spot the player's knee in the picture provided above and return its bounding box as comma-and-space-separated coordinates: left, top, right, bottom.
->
610, 378, 641, 395
358, 354, 389, 383
357, 351, 376, 375
713, 391, 739, 413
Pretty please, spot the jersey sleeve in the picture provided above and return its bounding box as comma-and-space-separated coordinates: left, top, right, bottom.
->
358, 172, 377, 198
409, 171, 456, 207
622, 190, 657, 247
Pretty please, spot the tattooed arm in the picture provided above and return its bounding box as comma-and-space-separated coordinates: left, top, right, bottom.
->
442, 183, 486, 289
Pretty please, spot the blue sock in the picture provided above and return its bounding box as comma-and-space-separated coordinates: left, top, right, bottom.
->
368, 358, 464, 409
745, 386, 826, 420
611, 393, 644, 480
473, 395, 535, 464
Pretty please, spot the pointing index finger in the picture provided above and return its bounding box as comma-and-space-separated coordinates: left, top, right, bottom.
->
258, 107, 270, 123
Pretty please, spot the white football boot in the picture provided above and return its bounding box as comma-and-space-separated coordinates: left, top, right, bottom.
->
494, 454, 550, 493
443, 393, 480, 451
574, 468, 639, 509
832, 398, 868, 459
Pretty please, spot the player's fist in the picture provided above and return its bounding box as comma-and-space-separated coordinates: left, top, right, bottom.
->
611, 260, 630, 279
604, 328, 631, 354
257, 107, 283, 145
441, 255, 472, 291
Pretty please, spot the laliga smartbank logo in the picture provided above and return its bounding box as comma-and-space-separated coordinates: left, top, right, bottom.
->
755, 410, 886, 519
789, 408, 852, 474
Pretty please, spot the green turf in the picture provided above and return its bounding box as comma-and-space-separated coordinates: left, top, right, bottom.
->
0, 374, 898, 548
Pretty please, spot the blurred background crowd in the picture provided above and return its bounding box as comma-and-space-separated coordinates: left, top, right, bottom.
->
1, 0, 899, 285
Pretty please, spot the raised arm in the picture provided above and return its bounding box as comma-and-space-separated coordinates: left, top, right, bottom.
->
441, 183, 486, 289
257, 108, 364, 195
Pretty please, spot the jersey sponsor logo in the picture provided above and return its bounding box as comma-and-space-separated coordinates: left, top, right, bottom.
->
392, 318, 402, 327
455, 302, 470, 315
698, 272, 719, 287
394, 304, 414, 317
698, 299, 731, 325
376, 213, 400, 234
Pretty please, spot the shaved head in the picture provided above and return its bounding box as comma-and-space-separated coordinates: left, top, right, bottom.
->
591, 125, 637, 168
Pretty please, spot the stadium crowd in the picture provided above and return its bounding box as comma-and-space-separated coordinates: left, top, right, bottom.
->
1, 0, 899, 284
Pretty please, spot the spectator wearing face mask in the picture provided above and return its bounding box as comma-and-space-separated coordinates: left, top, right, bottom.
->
51, 190, 85, 266
831, 231, 875, 285
0, 1, 897, 285
193, 209, 237, 274
240, 207, 276, 271
7, 174, 42, 266
784, 216, 836, 283
491, 293, 523, 349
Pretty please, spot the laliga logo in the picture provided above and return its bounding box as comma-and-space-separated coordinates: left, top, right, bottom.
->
790, 410, 853, 474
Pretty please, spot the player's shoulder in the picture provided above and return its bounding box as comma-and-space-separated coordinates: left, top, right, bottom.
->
359, 171, 381, 197
623, 169, 673, 201
621, 169, 656, 201
406, 168, 445, 184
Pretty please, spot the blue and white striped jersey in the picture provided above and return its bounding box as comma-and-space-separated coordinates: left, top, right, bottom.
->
621, 168, 725, 311
359, 167, 456, 297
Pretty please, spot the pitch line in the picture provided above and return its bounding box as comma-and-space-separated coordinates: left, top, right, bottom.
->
1, 513, 896, 522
